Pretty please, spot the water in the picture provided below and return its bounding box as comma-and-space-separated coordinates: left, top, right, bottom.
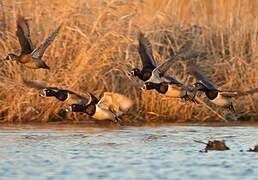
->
0, 126, 257, 180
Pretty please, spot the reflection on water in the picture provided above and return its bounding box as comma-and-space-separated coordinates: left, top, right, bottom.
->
0, 126, 257, 179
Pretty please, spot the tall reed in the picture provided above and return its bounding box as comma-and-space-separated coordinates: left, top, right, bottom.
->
0, 0, 257, 123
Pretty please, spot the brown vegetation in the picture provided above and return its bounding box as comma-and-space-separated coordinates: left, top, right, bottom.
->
0, 0, 257, 123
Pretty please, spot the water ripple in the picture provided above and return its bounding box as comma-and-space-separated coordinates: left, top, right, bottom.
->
0, 126, 257, 179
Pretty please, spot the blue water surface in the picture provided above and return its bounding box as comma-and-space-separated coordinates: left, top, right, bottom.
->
0, 126, 257, 180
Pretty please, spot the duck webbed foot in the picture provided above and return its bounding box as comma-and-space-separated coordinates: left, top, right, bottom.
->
182, 92, 198, 104
112, 116, 122, 124
182, 94, 191, 102
227, 104, 235, 113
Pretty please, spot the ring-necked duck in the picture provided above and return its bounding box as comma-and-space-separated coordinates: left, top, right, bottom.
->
66, 92, 133, 123
129, 32, 181, 84
142, 81, 196, 102
189, 65, 258, 112
5, 15, 61, 69
23, 80, 89, 105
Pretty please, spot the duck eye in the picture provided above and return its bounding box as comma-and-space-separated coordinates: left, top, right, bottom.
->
45, 89, 54, 95
132, 68, 140, 74
70, 104, 82, 112
71, 104, 76, 110
147, 82, 152, 86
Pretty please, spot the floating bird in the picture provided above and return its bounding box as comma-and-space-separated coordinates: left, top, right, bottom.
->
141, 81, 196, 102
4, 15, 61, 69
194, 140, 230, 152
23, 80, 89, 105
66, 92, 133, 123
248, 145, 258, 152
189, 65, 258, 111
129, 32, 181, 84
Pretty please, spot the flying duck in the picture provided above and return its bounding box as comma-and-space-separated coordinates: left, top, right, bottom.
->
23, 80, 89, 105
66, 92, 134, 123
189, 65, 258, 112
141, 81, 196, 102
5, 15, 61, 69
129, 32, 181, 84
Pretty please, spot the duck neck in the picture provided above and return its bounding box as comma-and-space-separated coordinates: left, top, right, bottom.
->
205, 90, 218, 100
85, 104, 96, 116
141, 71, 152, 81
198, 87, 218, 100
134, 70, 145, 81
55, 91, 68, 101
194, 83, 217, 99
156, 82, 168, 94
71, 104, 87, 113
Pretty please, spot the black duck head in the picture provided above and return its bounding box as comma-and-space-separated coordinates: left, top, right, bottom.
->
129, 68, 141, 77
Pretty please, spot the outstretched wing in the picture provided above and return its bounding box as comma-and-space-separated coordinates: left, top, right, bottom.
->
16, 15, 33, 54
23, 79, 50, 90
23, 79, 90, 104
177, 40, 194, 58
126, 72, 145, 88
163, 75, 182, 85
32, 24, 62, 59
98, 92, 133, 115
152, 40, 195, 80
152, 55, 178, 78
220, 87, 258, 97
138, 32, 156, 71
188, 64, 217, 90
67, 91, 90, 105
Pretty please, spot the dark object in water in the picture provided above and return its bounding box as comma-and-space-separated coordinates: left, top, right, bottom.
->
194, 140, 230, 152
248, 145, 258, 152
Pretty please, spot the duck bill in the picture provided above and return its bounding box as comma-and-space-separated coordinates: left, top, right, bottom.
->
4, 56, 11, 60
128, 70, 134, 76
41, 62, 50, 69
65, 106, 72, 112
141, 84, 147, 90
43, 65, 50, 69
39, 89, 47, 97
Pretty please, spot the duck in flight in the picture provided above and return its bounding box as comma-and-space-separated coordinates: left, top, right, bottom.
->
4, 15, 61, 69
129, 32, 181, 85
142, 81, 196, 102
66, 92, 133, 123
23, 80, 90, 105
189, 65, 258, 112
23, 80, 133, 123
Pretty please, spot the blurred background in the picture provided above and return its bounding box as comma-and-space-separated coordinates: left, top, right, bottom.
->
0, 0, 257, 123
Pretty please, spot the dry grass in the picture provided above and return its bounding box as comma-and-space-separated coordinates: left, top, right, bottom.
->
0, 0, 257, 123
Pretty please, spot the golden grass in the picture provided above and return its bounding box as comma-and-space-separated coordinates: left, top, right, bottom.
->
0, 0, 257, 123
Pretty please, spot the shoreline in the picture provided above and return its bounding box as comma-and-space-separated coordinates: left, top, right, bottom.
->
1, 120, 258, 130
